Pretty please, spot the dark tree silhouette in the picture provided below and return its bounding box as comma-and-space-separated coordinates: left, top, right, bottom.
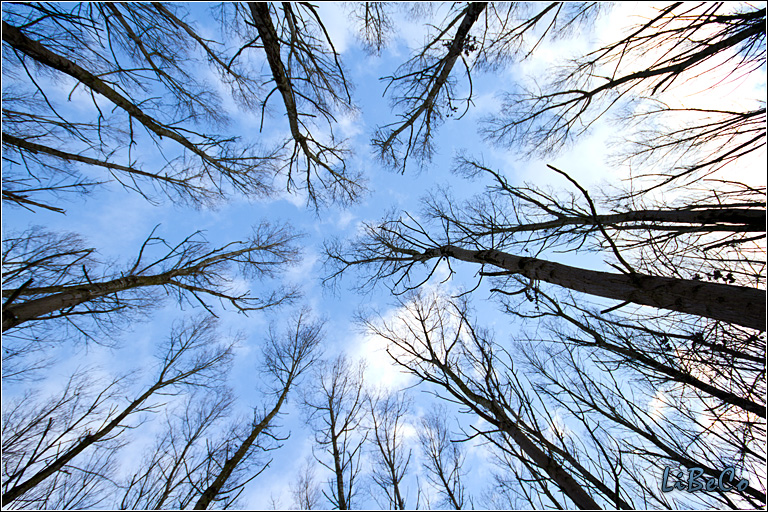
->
2, 316, 233, 508
191, 309, 322, 510
2, 223, 301, 335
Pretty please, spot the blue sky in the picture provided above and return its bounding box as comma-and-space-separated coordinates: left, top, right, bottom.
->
3, 2, 766, 509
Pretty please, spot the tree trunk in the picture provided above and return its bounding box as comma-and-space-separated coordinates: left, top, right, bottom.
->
441, 365, 603, 510
496, 207, 766, 234
192, 383, 291, 510
1, 384, 160, 506
331, 429, 348, 510
3, 275, 158, 332
426, 245, 765, 330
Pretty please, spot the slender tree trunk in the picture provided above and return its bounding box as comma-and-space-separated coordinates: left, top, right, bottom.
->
392, 474, 405, 510
1, 384, 160, 506
2, 243, 255, 332
557, 381, 767, 504
2, 132, 189, 187
192, 384, 291, 510
331, 429, 348, 510
424, 245, 765, 330
574, 334, 765, 417
441, 365, 603, 510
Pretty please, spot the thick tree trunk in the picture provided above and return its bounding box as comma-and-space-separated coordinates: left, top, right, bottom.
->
496, 207, 766, 234
2, 275, 159, 332
425, 245, 765, 330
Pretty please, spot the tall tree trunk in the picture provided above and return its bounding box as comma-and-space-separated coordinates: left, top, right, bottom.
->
192, 383, 292, 510
440, 365, 603, 510
2, 384, 160, 506
423, 245, 765, 330
492, 207, 766, 235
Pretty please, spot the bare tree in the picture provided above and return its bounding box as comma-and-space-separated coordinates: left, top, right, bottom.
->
371, 3, 605, 172
483, 3, 766, 188
2, 3, 279, 210
191, 309, 323, 510
303, 356, 368, 510
2, 223, 301, 335
290, 455, 322, 510
348, 3, 395, 55
2, 3, 369, 211
368, 389, 413, 510
324, 207, 765, 330
117, 390, 234, 510
2, 316, 233, 508
418, 405, 470, 510
364, 291, 634, 509
243, 2, 364, 207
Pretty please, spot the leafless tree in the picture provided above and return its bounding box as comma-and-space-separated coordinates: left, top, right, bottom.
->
367, 389, 413, 510
191, 309, 323, 510
303, 355, 369, 510
237, 2, 364, 207
371, 2, 604, 172
324, 204, 765, 329
290, 455, 322, 510
364, 290, 637, 509
483, 3, 766, 189
524, 331, 764, 508
1, 316, 234, 508
1, 3, 280, 211
418, 405, 470, 510
348, 3, 395, 55
2, 223, 301, 337
117, 390, 235, 510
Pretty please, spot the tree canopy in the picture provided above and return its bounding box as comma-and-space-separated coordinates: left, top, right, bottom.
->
2, 2, 765, 510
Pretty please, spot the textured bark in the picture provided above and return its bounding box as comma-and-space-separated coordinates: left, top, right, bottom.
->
423, 245, 765, 330
491, 207, 766, 235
